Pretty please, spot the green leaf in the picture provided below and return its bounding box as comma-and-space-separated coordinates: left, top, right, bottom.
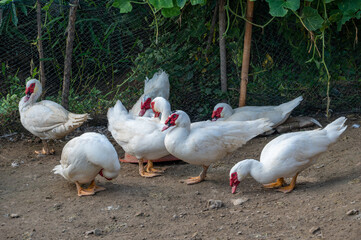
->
301, 7, 324, 31
266, 0, 300, 17
336, 0, 361, 27
325, 0, 334, 3
19, 3, 27, 16
161, 6, 181, 17
177, 0, 187, 8
190, 0, 206, 5
149, 0, 173, 9
0, 0, 12, 6
112, 0, 132, 13
11, 2, 18, 26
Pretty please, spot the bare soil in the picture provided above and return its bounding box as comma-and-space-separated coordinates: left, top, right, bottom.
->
0, 116, 360, 240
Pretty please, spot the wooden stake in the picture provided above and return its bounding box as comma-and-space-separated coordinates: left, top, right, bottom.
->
36, 0, 46, 99
239, 0, 254, 107
219, 0, 227, 94
61, 0, 79, 109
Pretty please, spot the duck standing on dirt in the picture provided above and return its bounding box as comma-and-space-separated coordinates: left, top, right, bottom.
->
230, 117, 347, 194
108, 100, 170, 177
19, 79, 89, 154
53, 132, 120, 196
162, 110, 273, 184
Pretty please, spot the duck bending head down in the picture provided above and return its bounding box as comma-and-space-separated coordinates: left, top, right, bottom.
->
229, 117, 347, 194
163, 110, 273, 185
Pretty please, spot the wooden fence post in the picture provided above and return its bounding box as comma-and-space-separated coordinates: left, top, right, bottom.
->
238, 0, 254, 107
36, 0, 46, 98
219, 0, 227, 95
61, 0, 79, 109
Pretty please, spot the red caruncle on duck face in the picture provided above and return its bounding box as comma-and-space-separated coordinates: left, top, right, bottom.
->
211, 107, 223, 121
150, 101, 160, 118
230, 172, 240, 194
24, 83, 36, 102
99, 169, 112, 181
162, 113, 179, 131
139, 97, 152, 116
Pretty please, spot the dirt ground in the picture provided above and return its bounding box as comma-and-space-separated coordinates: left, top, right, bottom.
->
0, 115, 360, 240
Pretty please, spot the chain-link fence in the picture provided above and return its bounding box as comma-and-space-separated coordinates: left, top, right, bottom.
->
1, 0, 360, 135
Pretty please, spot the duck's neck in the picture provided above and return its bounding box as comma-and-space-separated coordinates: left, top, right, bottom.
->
160, 105, 171, 123
241, 159, 271, 184
165, 124, 191, 152
19, 91, 40, 112
224, 105, 235, 119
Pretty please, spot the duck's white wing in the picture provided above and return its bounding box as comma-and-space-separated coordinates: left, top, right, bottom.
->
22, 100, 88, 139
260, 129, 337, 177
230, 96, 303, 126
21, 101, 69, 132
191, 119, 272, 152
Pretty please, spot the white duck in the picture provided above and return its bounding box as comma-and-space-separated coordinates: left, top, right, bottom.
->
212, 96, 303, 128
130, 70, 170, 117
163, 110, 273, 184
108, 99, 170, 177
229, 117, 347, 194
19, 79, 89, 154
53, 132, 120, 196
150, 96, 172, 122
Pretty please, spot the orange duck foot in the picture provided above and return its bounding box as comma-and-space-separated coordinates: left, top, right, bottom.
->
35, 148, 55, 155
276, 185, 296, 193
75, 181, 106, 197
145, 161, 167, 173
263, 178, 286, 189
276, 173, 299, 193
180, 176, 205, 185
138, 160, 161, 178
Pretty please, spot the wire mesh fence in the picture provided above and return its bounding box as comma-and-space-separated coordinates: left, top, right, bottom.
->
1, 0, 360, 135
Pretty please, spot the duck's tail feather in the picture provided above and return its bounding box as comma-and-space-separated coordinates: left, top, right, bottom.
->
324, 117, 347, 142
52, 164, 65, 178
276, 96, 303, 117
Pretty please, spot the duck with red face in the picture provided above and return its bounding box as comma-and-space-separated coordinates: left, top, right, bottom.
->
150, 97, 172, 123
108, 100, 172, 178
19, 79, 90, 155
211, 106, 224, 121
139, 96, 152, 117
162, 110, 273, 184
229, 117, 347, 194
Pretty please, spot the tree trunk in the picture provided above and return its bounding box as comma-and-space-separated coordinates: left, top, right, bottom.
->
36, 0, 46, 99
61, 0, 79, 109
238, 0, 254, 107
219, 0, 227, 94
205, 2, 218, 59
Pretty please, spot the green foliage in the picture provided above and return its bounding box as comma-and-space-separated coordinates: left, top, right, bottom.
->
301, 6, 323, 31
264, 0, 361, 32
111, 0, 206, 18
47, 87, 114, 115
0, 0, 32, 35
112, 0, 132, 13
265, 0, 300, 17
0, 75, 24, 132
